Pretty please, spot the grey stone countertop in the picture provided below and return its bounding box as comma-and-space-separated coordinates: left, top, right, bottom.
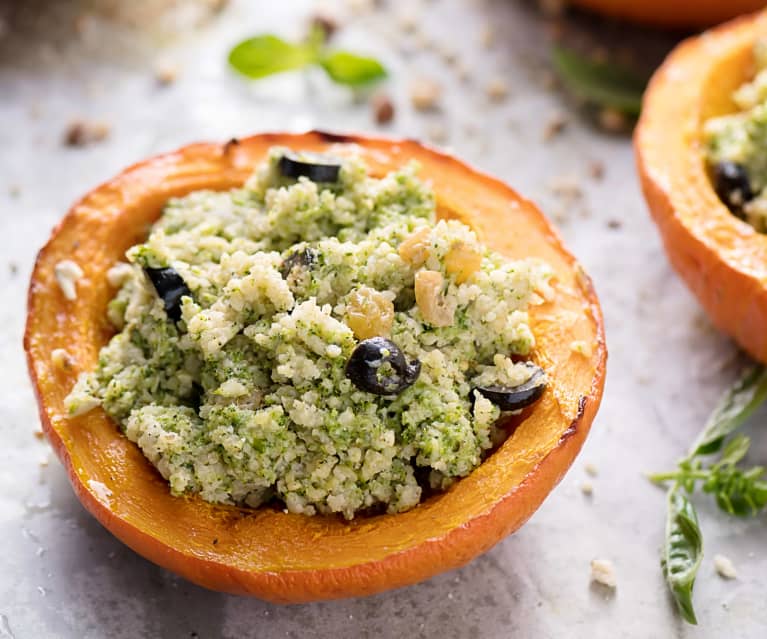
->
1, 0, 765, 637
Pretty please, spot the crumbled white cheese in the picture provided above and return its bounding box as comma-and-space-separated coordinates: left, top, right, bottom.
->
714, 554, 737, 579
54, 259, 84, 300
51, 348, 73, 370
106, 262, 133, 288
325, 344, 342, 358
590, 559, 617, 588
217, 379, 248, 397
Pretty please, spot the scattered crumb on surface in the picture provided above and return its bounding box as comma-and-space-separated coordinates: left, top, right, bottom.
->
485, 77, 509, 102
543, 112, 568, 141
590, 559, 616, 588
549, 175, 583, 202
589, 160, 605, 181
598, 107, 629, 133
54, 259, 84, 300
714, 555, 737, 580
397, 11, 418, 33
438, 44, 457, 65
8, 184, 20, 198
538, 0, 567, 17
455, 62, 470, 83
585, 462, 598, 477
570, 340, 592, 357
427, 123, 448, 144
34, 430, 45, 440
581, 481, 593, 496
371, 93, 395, 124
480, 25, 495, 49
154, 60, 179, 86
607, 219, 622, 230
39, 457, 49, 468
414, 31, 434, 51
9, 262, 18, 276
51, 348, 74, 371
410, 79, 442, 111
310, 12, 340, 40
63, 119, 110, 147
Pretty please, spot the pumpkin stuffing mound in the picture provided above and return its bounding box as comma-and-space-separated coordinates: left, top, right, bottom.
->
25, 132, 605, 602
636, 10, 767, 364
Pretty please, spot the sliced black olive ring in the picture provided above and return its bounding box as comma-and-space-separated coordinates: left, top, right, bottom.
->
474, 364, 546, 411
345, 337, 421, 396
144, 266, 192, 322
278, 152, 341, 183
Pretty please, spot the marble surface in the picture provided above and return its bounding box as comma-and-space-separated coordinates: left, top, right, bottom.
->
1, 1, 765, 637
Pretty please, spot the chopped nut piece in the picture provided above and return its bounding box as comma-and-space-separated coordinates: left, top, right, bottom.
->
549, 175, 583, 202
371, 93, 395, 124
444, 241, 482, 284
607, 219, 622, 230
590, 558, 617, 588
9, 262, 18, 276
34, 429, 45, 440
543, 112, 568, 141
598, 107, 629, 133
714, 554, 737, 579
398, 227, 431, 267
486, 77, 509, 102
54, 259, 84, 301
415, 270, 455, 327
51, 348, 74, 371
63, 119, 110, 147
580, 481, 593, 496
410, 79, 442, 111
584, 462, 598, 477
345, 286, 395, 339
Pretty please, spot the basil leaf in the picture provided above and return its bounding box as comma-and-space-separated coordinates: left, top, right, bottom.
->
661, 489, 702, 625
228, 35, 317, 79
551, 46, 647, 117
690, 365, 767, 458
319, 51, 387, 86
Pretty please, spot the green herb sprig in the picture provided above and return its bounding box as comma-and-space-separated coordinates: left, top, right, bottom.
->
228, 27, 386, 87
551, 45, 648, 117
650, 364, 767, 624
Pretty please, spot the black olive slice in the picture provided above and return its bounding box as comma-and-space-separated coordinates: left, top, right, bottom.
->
474, 364, 546, 411
278, 152, 341, 183
345, 337, 421, 396
144, 267, 192, 322
713, 161, 753, 216
279, 247, 318, 279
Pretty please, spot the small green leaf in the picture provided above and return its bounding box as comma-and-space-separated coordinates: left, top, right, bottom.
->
690, 365, 767, 458
319, 51, 387, 86
551, 46, 647, 116
662, 489, 702, 625
716, 435, 751, 467
228, 35, 317, 79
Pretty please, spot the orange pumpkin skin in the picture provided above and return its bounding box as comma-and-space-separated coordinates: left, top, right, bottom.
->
636, 11, 767, 364
570, 0, 765, 28
25, 132, 606, 603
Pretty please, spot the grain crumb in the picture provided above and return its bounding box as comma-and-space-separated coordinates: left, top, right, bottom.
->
371, 93, 395, 124
589, 160, 605, 181
580, 481, 593, 496
485, 77, 509, 102
34, 429, 45, 440
543, 112, 568, 140
585, 462, 598, 477
154, 61, 179, 86
411, 79, 442, 111
714, 554, 737, 580
590, 558, 616, 588
480, 25, 496, 49
63, 119, 110, 147
549, 175, 583, 202
607, 219, 622, 230
598, 107, 629, 133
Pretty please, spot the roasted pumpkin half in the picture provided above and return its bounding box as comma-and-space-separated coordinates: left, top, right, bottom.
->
25, 132, 605, 603
636, 11, 767, 364
570, 0, 765, 28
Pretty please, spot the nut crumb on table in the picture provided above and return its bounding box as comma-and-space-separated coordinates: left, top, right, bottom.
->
63, 119, 110, 147
714, 554, 737, 580
590, 558, 617, 588
411, 79, 442, 111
